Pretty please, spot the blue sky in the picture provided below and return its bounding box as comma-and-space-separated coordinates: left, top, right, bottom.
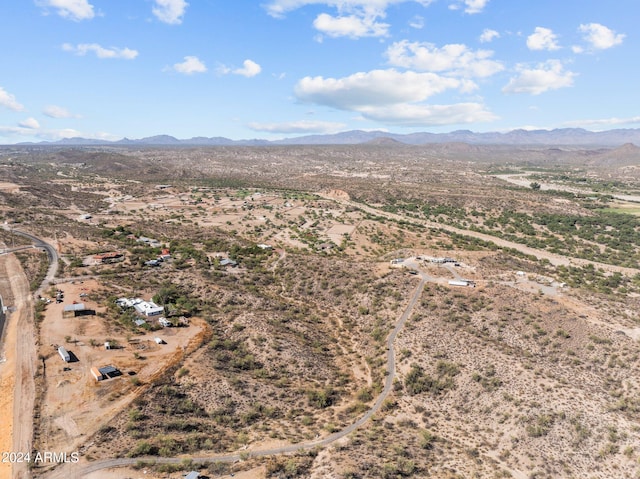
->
0, 0, 637, 142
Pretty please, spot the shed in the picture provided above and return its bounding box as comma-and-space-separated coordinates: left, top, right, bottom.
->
96, 365, 121, 380
63, 303, 87, 318
185, 472, 199, 479
448, 280, 475, 287
58, 346, 70, 363
154, 337, 164, 344
91, 367, 104, 381
94, 252, 124, 264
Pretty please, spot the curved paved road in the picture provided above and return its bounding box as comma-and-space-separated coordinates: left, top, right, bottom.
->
7, 229, 59, 295
42, 275, 428, 479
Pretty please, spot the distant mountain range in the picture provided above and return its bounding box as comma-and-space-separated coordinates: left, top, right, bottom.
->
15, 128, 640, 147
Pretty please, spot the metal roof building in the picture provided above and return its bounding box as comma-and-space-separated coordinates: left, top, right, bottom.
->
63, 303, 89, 318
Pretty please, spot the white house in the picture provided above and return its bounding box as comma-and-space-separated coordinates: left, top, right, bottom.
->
133, 299, 164, 317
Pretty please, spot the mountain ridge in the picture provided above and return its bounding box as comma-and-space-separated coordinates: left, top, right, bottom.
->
12, 127, 640, 147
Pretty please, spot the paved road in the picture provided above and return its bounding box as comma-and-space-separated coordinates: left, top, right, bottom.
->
41, 274, 428, 478
6, 228, 59, 295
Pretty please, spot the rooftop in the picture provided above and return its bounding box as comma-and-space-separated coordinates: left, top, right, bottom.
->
63, 303, 86, 312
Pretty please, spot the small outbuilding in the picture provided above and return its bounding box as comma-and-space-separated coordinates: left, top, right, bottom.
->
91, 365, 121, 381
185, 472, 200, 479
62, 303, 96, 318
94, 252, 124, 264
90, 367, 103, 381
63, 303, 90, 318
448, 279, 475, 288
58, 346, 70, 363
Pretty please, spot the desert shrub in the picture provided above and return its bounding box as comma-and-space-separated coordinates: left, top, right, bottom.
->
306, 387, 336, 409
404, 363, 458, 396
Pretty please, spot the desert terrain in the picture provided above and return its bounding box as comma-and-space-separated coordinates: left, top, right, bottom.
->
0, 143, 639, 479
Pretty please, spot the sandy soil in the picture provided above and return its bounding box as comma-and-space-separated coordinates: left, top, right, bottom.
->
36, 278, 208, 459
0, 253, 36, 479
83, 464, 266, 479
0, 182, 20, 193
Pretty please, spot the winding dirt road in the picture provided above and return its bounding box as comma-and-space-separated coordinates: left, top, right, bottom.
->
41, 275, 428, 479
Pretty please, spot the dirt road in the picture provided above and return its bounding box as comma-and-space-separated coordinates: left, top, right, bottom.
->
42, 274, 429, 479
320, 192, 640, 277
0, 229, 58, 479
495, 173, 640, 203
0, 253, 36, 479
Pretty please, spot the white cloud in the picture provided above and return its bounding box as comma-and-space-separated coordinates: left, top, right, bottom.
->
449, 0, 489, 14
152, 0, 188, 25
43, 105, 79, 118
36, 0, 95, 21
172, 56, 207, 74
0, 124, 118, 142
409, 15, 424, 29
479, 28, 499, 43
313, 13, 389, 38
358, 102, 496, 125
578, 23, 625, 50
295, 69, 464, 109
62, 43, 138, 59
563, 116, 640, 128
502, 60, 576, 95
265, 1, 435, 18
385, 40, 503, 78
294, 69, 494, 127
234, 59, 262, 77
527, 27, 560, 51
264, 1, 434, 38
219, 59, 262, 77
19, 118, 40, 129
0, 87, 25, 112
248, 120, 346, 134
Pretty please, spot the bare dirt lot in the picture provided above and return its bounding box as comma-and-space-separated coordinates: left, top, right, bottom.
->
36, 278, 207, 459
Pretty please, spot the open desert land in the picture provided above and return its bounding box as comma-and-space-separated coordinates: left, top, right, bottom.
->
0, 143, 640, 479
